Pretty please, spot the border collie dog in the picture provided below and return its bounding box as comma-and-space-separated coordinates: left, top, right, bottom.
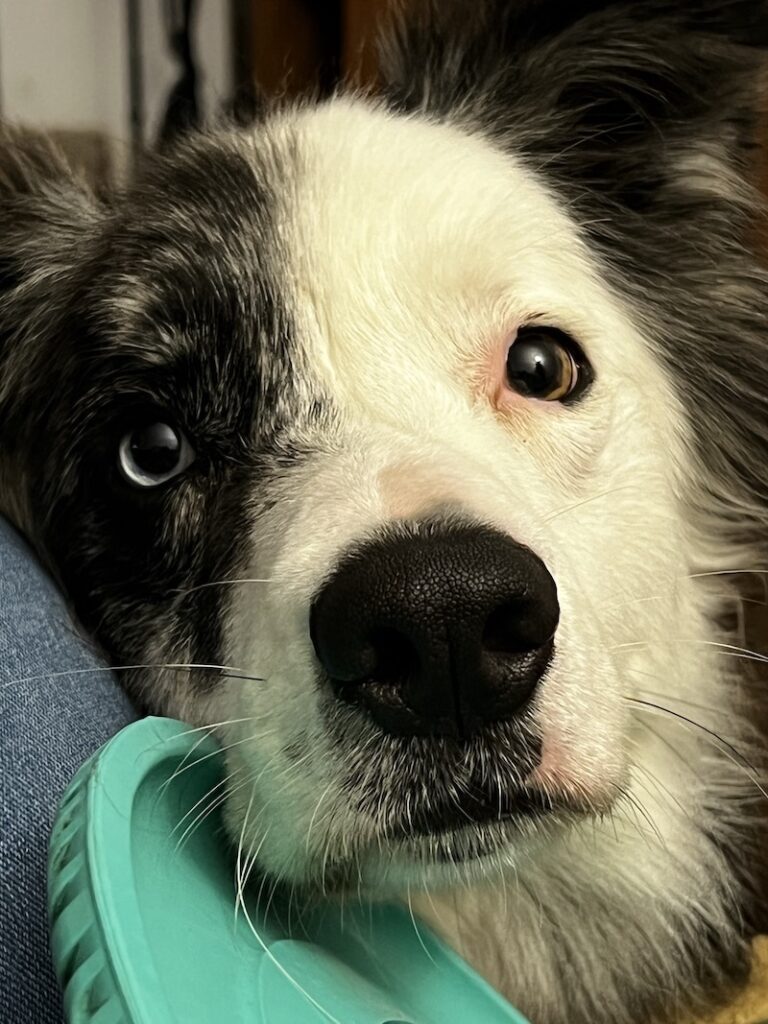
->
1, 2, 768, 1021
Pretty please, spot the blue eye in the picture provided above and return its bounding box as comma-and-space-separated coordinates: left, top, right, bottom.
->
118, 421, 195, 487
505, 327, 592, 403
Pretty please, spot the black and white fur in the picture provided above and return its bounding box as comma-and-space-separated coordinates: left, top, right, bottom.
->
1, 3, 768, 1021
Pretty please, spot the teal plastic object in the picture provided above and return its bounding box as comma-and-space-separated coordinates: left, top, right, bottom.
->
48, 716, 529, 1024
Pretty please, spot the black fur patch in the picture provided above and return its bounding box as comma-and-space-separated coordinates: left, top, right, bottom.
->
0, 128, 313, 705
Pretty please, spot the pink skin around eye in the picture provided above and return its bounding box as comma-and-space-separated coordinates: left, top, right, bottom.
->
470, 328, 519, 411
487, 333, 514, 408
484, 330, 534, 414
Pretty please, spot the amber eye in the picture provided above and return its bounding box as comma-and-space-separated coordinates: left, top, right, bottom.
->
118, 421, 195, 487
505, 327, 593, 403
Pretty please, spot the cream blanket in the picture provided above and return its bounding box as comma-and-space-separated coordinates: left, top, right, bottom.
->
696, 939, 768, 1024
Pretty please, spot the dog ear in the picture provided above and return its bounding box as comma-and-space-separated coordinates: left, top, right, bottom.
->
0, 126, 102, 375
0, 127, 103, 526
381, 0, 768, 212
0, 126, 102, 294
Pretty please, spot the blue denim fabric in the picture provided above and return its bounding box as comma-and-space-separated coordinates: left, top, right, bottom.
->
0, 518, 136, 1023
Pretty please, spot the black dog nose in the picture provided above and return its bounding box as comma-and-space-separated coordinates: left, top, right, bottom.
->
309, 521, 559, 738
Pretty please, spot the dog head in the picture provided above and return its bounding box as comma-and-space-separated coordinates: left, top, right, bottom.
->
1, 1, 766, 909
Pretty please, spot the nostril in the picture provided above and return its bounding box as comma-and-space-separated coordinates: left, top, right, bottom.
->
482, 599, 546, 656
366, 627, 420, 686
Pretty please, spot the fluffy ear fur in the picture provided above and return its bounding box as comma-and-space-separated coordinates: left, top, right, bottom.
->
382, 0, 768, 545
0, 126, 100, 291
0, 128, 102, 528
381, 0, 768, 207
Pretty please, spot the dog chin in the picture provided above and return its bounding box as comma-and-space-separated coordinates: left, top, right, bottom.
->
320, 797, 582, 898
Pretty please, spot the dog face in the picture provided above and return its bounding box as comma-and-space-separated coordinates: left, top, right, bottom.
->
1, 99, 689, 881
215, 101, 697, 891
2, 2, 767, 1021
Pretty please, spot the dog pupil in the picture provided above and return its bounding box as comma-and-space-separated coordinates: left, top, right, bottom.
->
129, 423, 181, 475
506, 335, 562, 397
